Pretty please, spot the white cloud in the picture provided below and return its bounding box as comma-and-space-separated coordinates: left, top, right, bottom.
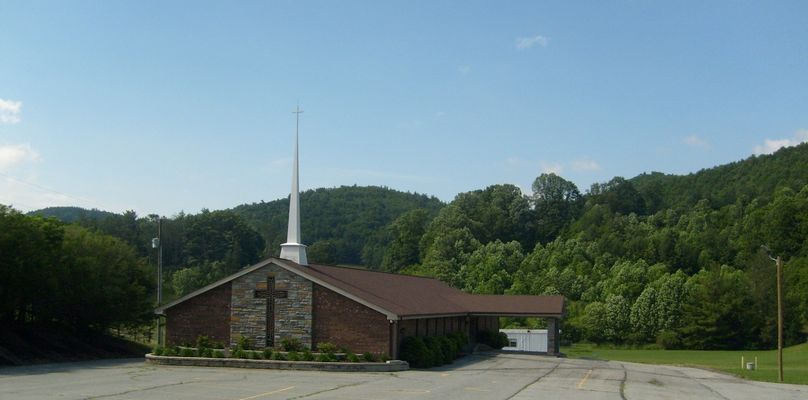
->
0, 143, 39, 171
571, 158, 601, 172
0, 98, 22, 124
753, 129, 808, 155
683, 134, 710, 149
516, 35, 549, 50
540, 161, 563, 174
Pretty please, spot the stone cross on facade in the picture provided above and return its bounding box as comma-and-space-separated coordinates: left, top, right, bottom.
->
253, 289, 287, 299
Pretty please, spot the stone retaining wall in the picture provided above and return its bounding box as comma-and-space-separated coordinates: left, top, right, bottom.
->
145, 354, 408, 372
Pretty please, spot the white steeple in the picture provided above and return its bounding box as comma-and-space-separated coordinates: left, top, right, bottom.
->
279, 105, 308, 265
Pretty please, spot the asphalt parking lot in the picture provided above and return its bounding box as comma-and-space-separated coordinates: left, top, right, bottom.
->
2, 353, 806, 400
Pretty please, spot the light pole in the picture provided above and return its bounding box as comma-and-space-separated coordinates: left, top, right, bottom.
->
152, 218, 164, 346
761, 245, 784, 382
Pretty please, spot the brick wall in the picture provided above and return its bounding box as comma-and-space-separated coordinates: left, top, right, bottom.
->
165, 283, 231, 346
312, 284, 390, 355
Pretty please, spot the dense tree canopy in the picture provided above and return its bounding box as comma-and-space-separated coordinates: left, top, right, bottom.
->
1, 206, 152, 332
25, 143, 808, 349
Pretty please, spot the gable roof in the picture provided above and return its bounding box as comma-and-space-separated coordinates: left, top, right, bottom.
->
156, 257, 564, 319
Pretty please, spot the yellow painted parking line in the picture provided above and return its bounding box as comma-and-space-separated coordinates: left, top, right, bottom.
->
440, 373, 450, 377
238, 386, 295, 400
577, 369, 593, 389
464, 387, 490, 392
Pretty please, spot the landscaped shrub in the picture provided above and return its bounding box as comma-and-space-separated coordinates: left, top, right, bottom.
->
196, 335, 214, 350
213, 350, 224, 358
237, 335, 253, 350
180, 347, 196, 357
317, 352, 336, 362
281, 338, 304, 352
301, 349, 315, 361
270, 351, 286, 361
449, 331, 469, 353
361, 352, 378, 362
250, 350, 262, 359
263, 348, 273, 359
232, 349, 247, 359
399, 336, 430, 368
162, 346, 180, 356
198, 347, 214, 358
379, 353, 390, 362
316, 342, 338, 354
287, 351, 300, 361
153, 346, 165, 356
437, 336, 455, 364
423, 337, 443, 366
346, 352, 360, 362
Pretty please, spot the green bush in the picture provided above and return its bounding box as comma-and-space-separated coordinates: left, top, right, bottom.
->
262, 348, 273, 359
399, 336, 431, 368
317, 352, 336, 362
346, 352, 360, 362
437, 336, 455, 364
380, 353, 390, 362
213, 350, 225, 358
270, 351, 286, 361
423, 337, 443, 366
361, 352, 378, 362
281, 337, 304, 352
450, 331, 469, 352
198, 347, 214, 358
237, 335, 252, 350
316, 342, 338, 354
250, 350, 262, 359
232, 349, 247, 359
656, 330, 681, 350
180, 347, 196, 357
162, 346, 180, 356
301, 349, 315, 361
287, 351, 300, 361
153, 346, 164, 356
196, 335, 214, 350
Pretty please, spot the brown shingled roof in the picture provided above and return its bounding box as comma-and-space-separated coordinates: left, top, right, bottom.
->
276, 258, 564, 318
157, 257, 565, 319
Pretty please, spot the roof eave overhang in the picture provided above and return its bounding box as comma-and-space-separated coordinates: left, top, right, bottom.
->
469, 312, 563, 318
154, 258, 277, 314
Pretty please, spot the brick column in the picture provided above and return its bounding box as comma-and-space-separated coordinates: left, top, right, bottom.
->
547, 318, 560, 356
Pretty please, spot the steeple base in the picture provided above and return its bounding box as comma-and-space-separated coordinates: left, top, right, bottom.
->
280, 243, 308, 265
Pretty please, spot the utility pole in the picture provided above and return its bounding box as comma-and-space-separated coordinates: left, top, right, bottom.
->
762, 245, 784, 383
776, 255, 783, 383
153, 218, 164, 347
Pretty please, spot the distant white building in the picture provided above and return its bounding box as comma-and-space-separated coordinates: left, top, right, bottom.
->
500, 329, 548, 353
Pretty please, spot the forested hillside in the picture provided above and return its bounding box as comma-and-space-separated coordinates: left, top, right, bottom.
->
402, 143, 808, 350
231, 185, 444, 266
16, 143, 808, 350
29, 206, 118, 223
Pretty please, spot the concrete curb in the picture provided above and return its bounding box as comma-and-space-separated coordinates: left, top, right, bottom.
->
145, 354, 409, 372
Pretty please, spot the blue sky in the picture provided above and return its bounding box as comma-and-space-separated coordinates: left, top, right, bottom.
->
1, 1, 807, 216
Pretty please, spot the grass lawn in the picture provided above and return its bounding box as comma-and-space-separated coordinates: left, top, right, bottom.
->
561, 342, 808, 385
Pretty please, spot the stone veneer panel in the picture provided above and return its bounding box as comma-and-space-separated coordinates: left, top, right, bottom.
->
229, 263, 312, 349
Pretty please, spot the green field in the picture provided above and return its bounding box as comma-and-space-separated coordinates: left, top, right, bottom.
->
561, 343, 808, 385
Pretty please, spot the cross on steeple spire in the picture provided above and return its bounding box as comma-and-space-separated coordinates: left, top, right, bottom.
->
279, 105, 308, 265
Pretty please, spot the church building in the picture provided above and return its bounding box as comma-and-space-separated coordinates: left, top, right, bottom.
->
154, 109, 564, 359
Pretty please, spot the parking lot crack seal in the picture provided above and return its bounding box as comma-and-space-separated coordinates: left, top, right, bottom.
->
503, 359, 562, 400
